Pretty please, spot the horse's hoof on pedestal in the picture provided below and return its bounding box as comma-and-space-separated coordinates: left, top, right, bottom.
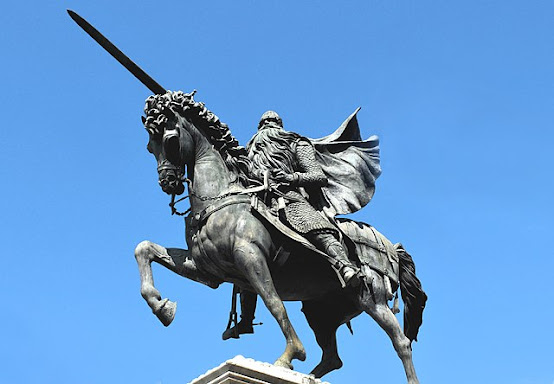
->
274, 358, 293, 370
154, 298, 177, 326
294, 348, 307, 362
310, 357, 343, 378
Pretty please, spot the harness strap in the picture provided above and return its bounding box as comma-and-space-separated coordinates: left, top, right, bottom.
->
354, 237, 388, 254
368, 226, 398, 264
363, 226, 398, 284
190, 194, 252, 229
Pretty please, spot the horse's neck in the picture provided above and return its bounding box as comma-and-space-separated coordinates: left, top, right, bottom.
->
189, 128, 236, 211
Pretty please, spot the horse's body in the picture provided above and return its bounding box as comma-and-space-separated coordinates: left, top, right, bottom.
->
135, 91, 426, 383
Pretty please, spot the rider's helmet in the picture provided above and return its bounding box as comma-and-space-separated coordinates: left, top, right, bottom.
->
258, 110, 283, 130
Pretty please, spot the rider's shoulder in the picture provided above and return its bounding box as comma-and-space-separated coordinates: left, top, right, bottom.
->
293, 136, 312, 146
294, 137, 315, 152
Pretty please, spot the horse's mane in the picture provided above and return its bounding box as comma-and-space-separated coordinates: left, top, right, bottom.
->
143, 91, 254, 186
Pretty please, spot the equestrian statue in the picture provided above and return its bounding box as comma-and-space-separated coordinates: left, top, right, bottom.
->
68, 10, 427, 383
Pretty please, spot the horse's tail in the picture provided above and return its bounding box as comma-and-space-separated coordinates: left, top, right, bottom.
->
395, 243, 427, 342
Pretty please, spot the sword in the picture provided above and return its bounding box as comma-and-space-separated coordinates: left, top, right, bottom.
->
67, 10, 166, 95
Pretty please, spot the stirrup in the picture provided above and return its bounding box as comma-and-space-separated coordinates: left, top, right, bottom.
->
337, 263, 360, 287
222, 321, 257, 340
343, 267, 360, 286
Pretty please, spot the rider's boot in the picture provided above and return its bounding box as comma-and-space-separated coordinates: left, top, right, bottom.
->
326, 242, 360, 286
310, 231, 360, 286
222, 319, 254, 340
222, 291, 257, 340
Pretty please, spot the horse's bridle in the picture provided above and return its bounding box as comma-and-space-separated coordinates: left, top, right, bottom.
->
157, 160, 184, 179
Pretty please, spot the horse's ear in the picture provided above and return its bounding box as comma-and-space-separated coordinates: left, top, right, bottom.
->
141, 116, 146, 125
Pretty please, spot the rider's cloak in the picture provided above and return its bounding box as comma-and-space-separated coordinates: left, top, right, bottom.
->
309, 108, 381, 217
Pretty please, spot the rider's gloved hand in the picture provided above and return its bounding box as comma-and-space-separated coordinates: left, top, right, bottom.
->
270, 169, 296, 185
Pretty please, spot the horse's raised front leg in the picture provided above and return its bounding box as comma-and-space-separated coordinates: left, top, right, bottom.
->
134, 241, 182, 326
135, 240, 220, 326
234, 242, 306, 370
358, 267, 420, 384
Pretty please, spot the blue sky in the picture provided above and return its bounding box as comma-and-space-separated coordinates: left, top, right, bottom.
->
1, 1, 552, 383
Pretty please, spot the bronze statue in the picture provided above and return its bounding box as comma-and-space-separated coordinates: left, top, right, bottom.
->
69, 10, 427, 384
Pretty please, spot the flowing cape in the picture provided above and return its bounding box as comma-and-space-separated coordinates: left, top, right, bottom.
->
309, 108, 381, 217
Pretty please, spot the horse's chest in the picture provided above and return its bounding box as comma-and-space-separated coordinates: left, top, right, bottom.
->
191, 228, 234, 280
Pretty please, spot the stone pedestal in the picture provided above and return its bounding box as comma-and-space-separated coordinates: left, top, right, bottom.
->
189, 356, 330, 384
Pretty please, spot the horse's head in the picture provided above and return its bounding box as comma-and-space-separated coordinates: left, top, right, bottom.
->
142, 93, 195, 195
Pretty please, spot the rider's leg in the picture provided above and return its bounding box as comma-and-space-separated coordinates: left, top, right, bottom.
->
239, 290, 257, 329
222, 289, 257, 340
307, 230, 359, 285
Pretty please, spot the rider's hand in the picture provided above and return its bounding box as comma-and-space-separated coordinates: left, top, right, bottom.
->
270, 169, 294, 185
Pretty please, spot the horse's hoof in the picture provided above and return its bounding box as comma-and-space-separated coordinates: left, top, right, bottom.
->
294, 347, 307, 362
274, 358, 293, 370
310, 357, 343, 378
154, 298, 177, 326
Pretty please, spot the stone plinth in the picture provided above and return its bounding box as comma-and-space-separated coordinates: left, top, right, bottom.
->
189, 355, 330, 384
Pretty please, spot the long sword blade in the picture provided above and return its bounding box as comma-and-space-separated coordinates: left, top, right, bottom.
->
67, 10, 166, 95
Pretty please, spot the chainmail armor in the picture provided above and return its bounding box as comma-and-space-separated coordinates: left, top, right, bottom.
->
254, 138, 336, 235
293, 141, 328, 187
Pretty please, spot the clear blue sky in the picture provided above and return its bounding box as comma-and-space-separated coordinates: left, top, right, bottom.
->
1, 1, 552, 383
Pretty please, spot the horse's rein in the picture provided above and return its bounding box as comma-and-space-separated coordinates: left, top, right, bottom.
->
169, 171, 271, 216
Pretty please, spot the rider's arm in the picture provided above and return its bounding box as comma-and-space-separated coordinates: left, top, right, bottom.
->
293, 140, 328, 187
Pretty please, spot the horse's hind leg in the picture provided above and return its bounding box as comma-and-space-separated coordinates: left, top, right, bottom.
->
359, 269, 419, 384
371, 303, 418, 383
134, 240, 183, 326
302, 300, 343, 378
234, 243, 306, 370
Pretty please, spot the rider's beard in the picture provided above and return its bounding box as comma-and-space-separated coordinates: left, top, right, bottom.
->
247, 127, 301, 179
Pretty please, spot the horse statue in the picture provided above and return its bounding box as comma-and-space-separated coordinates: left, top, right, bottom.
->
134, 90, 427, 383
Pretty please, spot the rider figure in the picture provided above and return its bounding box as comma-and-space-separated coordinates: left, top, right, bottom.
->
248, 111, 358, 283
222, 111, 359, 340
